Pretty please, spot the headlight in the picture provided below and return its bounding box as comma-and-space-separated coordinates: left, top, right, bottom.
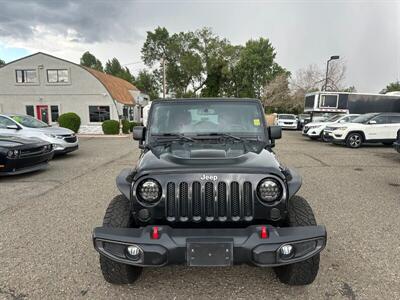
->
257, 178, 284, 202
137, 179, 162, 203
336, 127, 348, 131
7, 149, 20, 159
44, 133, 63, 139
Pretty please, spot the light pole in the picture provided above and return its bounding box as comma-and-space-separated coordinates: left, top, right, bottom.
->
324, 55, 339, 91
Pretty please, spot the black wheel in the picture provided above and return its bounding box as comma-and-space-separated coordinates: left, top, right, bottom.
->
274, 196, 320, 285
99, 195, 143, 284
346, 132, 363, 148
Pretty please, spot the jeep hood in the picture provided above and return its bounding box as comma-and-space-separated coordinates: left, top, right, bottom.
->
135, 147, 283, 177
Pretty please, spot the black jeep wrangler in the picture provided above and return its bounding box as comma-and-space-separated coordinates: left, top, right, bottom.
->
93, 98, 326, 286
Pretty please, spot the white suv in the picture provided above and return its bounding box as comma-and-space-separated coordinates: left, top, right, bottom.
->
328, 113, 400, 148
276, 114, 298, 130
303, 114, 359, 141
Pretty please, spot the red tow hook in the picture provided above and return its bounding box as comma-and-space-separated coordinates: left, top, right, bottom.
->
260, 226, 268, 239
151, 226, 160, 239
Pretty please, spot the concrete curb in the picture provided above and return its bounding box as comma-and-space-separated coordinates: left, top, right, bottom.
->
77, 134, 130, 138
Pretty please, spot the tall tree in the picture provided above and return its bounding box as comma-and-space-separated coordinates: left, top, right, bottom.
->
235, 38, 286, 98
80, 51, 103, 71
380, 81, 400, 94
105, 58, 134, 83
134, 70, 160, 100
0, 59, 5, 67
262, 73, 292, 112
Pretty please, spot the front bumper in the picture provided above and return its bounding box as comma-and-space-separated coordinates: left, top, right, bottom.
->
0, 151, 53, 176
279, 124, 298, 130
54, 144, 79, 154
394, 141, 400, 153
93, 225, 326, 267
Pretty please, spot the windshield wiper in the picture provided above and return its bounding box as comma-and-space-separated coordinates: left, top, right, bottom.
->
152, 133, 195, 142
195, 133, 245, 141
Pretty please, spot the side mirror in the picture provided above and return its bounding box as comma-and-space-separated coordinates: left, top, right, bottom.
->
269, 125, 282, 140
132, 126, 145, 141
6, 124, 20, 130
368, 120, 377, 124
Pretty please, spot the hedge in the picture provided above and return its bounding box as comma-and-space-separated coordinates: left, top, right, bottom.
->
121, 119, 130, 134
102, 120, 120, 135
58, 112, 81, 133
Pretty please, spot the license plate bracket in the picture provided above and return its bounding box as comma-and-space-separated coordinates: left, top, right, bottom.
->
187, 240, 233, 267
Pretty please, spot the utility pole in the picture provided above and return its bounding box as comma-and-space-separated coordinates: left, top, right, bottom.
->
162, 56, 166, 98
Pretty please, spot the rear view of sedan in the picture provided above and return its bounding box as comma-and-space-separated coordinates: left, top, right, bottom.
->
0, 135, 54, 176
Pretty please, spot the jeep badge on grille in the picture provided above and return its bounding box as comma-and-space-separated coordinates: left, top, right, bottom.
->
200, 174, 218, 181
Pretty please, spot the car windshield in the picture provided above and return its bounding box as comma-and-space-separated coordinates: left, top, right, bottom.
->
326, 114, 344, 122
351, 113, 379, 123
11, 115, 49, 128
279, 114, 295, 120
149, 101, 265, 140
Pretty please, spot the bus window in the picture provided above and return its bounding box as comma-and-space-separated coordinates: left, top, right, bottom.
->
320, 94, 338, 108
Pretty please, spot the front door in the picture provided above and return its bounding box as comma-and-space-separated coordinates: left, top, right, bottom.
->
36, 105, 49, 124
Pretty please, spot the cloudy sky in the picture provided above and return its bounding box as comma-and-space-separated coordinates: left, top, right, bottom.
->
0, 0, 399, 92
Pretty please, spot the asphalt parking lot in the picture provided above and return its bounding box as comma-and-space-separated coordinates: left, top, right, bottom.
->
1, 132, 400, 299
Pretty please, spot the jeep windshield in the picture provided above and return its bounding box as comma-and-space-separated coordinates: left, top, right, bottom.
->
148, 100, 266, 142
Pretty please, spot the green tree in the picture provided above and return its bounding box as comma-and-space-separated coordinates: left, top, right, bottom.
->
105, 58, 134, 83
380, 81, 400, 94
0, 59, 5, 67
134, 70, 160, 100
80, 51, 103, 71
235, 38, 286, 99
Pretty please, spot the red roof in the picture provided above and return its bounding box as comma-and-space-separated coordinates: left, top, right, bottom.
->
84, 67, 139, 105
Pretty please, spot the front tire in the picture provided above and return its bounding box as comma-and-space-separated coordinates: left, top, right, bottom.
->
346, 132, 363, 148
99, 195, 143, 284
274, 196, 320, 285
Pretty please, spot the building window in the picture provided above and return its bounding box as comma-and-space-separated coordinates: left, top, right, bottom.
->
89, 106, 110, 122
47, 69, 69, 83
16, 69, 37, 83
26, 105, 35, 117
51, 105, 59, 122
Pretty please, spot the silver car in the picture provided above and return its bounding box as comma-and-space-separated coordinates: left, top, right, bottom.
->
0, 114, 78, 154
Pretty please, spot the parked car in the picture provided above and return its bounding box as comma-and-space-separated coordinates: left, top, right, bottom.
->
0, 135, 54, 176
297, 114, 310, 130
276, 114, 298, 130
303, 114, 359, 141
93, 98, 326, 286
328, 112, 400, 148
394, 129, 400, 153
0, 114, 78, 154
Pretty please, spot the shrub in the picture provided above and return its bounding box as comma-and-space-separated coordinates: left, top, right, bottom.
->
102, 120, 120, 135
129, 121, 142, 132
121, 119, 130, 134
58, 112, 81, 133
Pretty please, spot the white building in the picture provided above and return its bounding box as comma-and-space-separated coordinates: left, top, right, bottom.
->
0, 52, 149, 133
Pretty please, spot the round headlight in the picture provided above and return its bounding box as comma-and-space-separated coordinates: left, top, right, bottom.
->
7, 150, 19, 159
257, 178, 283, 202
137, 179, 161, 203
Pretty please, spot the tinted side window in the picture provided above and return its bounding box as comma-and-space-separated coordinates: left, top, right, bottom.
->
389, 115, 400, 124
371, 115, 389, 124
0, 116, 16, 128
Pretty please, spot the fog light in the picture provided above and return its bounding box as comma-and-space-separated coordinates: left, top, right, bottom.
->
126, 245, 142, 261
279, 244, 294, 260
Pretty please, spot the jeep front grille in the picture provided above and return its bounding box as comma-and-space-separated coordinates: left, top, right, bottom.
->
165, 181, 254, 222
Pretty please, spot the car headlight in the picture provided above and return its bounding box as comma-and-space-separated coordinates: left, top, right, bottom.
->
336, 127, 348, 131
7, 149, 20, 159
257, 178, 284, 202
137, 179, 162, 203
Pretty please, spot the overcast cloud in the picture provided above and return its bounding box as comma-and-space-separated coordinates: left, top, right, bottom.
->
0, 0, 399, 92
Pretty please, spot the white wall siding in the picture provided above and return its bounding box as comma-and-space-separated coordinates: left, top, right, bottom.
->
0, 53, 120, 126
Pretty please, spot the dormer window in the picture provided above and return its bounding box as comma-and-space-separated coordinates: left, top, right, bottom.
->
47, 69, 69, 83
16, 69, 38, 83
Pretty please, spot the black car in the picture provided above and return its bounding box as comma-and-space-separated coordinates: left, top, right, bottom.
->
394, 129, 400, 153
0, 135, 54, 176
92, 98, 326, 286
